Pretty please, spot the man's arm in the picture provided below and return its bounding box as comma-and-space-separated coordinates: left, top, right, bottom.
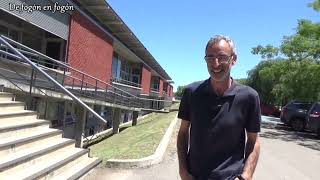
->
238, 132, 260, 180
177, 119, 193, 180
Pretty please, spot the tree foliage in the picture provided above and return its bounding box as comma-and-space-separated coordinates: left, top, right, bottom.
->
248, 0, 320, 105
309, 0, 320, 11
247, 59, 320, 105
252, 20, 320, 61
174, 85, 186, 97
235, 78, 248, 85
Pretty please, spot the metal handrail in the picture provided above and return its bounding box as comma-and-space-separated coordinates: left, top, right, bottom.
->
0, 36, 106, 123
0, 61, 49, 96
150, 88, 159, 93
0, 35, 172, 111
111, 77, 142, 88
0, 70, 27, 94
1, 35, 139, 99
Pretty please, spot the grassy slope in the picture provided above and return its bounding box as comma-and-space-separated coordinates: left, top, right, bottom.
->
89, 111, 178, 162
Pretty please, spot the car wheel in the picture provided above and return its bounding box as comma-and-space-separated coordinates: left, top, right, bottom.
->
291, 119, 305, 131
317, 128, 320, 138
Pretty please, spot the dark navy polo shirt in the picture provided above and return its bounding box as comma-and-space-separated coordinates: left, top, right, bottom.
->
178, 78, 261, 180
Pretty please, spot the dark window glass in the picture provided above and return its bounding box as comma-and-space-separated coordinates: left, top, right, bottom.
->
0, 24, 8, 36
9, 30, 19, 41
22, 33, 42, 51
312, 103, 320, 112
293, 103, 312, 110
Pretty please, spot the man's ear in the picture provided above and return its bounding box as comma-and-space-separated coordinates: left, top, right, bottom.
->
231, 54, 237, 65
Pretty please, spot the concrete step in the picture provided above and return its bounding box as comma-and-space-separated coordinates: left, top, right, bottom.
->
0, 110, 38, 122
0, 128, 62, 157
51, 157, 101, 180
0, 101, 25, 112
0, 138, 75, 171
42, 152, 97, 180
0, 119, 50, 139
0, 92, 13, 102
0, 125, 53, 143
0, 148, 88, 180
0, 141, 78, 178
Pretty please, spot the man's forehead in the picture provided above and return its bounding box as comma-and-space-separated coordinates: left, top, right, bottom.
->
206, 40, 232, 54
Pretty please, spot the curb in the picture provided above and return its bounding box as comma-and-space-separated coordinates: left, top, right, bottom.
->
106, 115, 178, 168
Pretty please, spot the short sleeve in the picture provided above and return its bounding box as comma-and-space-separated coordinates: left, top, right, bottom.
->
245, 94, 261, 132
178, 88, 191, 121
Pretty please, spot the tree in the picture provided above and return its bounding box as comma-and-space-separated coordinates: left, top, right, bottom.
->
235, 78, 248, 85
174, 85, 186, 97
251, 45, 279, 59
247, 0, 320, 106
252, 20, 320, 61
309, 0, 320, 11
252, 0, 320, 61
247, 59, 320, 106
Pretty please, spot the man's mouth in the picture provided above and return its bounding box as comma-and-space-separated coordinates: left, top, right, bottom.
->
212, 69, 222, 73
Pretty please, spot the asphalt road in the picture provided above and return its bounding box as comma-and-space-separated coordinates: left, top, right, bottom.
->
83, 116, 320, 180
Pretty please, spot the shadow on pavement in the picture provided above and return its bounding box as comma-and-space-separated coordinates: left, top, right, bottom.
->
260, 122, 320, 151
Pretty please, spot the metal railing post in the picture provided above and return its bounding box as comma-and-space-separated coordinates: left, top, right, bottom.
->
81, 74, 84, 91
95, 80, 98, 93
28, 69, 35, 110
75, 105, 87, 148
62, 68, 66, 86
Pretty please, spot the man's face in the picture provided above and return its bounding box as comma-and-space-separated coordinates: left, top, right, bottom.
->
205, 40, 237, 81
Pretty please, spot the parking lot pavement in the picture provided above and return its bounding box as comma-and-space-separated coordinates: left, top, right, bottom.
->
83, 119, 320, 180
255, 122, 320, 180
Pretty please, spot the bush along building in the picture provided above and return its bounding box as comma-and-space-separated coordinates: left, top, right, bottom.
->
0, 0, 174, 178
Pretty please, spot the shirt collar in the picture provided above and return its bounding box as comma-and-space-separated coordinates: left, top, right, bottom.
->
206, 77, 238, 97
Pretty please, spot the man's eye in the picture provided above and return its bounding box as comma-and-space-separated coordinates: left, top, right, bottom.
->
218, 56, 227, 59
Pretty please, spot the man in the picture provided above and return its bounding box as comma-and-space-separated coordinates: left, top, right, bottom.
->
177, 35, 261, 180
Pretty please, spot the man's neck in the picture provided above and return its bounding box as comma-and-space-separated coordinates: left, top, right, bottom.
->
210, 77, 233, 96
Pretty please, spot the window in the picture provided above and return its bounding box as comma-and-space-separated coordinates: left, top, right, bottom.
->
8, 29, 19, 42
0, 24, 8, 36
22, 32, 41, 51
151, 77, 160, 91
112, 53, 121, 79
120, 61, 131, 81
131, 67, 141, 84
132, 75, 140, 84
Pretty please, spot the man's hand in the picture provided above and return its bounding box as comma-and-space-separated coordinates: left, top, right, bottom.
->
234, 174, 252, 180
180, 170, 194, 180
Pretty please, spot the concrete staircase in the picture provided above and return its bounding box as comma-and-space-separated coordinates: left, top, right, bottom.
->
0, 88, 101, 179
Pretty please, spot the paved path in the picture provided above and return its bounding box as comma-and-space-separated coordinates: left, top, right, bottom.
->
83, 117, 320, 180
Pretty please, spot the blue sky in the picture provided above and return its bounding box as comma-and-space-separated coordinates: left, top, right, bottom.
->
107, 0, 319, 91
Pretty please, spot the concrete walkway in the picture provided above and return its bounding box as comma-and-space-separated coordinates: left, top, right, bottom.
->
83, 117, 320, 180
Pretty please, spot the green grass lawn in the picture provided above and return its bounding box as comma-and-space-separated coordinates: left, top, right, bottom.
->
89, 111, 178, 163
170, 102, 180, 110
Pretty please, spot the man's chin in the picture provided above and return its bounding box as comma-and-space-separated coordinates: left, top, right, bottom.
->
211, 74, 227, 82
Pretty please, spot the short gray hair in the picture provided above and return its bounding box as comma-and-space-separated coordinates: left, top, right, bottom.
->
206, 35, 236, 55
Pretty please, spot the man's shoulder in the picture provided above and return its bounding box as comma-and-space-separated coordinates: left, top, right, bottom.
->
185, 79, 208, 92
235, 83, 259, 97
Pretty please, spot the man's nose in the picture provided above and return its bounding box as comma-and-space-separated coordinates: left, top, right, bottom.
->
211, 58, 220, 67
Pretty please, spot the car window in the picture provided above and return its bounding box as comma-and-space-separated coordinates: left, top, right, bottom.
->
302, 104, 312, 110
312, 103, 320, 112
291, 103, 312, 110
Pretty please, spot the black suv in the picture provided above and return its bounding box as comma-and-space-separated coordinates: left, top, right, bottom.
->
306, 102, 320, 137
280, 101, 313, 131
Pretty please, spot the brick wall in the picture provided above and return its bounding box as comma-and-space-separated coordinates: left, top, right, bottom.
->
169, 85, 173, 97
159, 79, 163, 97
67, 11, 113, 86
141, 64, 151, 95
